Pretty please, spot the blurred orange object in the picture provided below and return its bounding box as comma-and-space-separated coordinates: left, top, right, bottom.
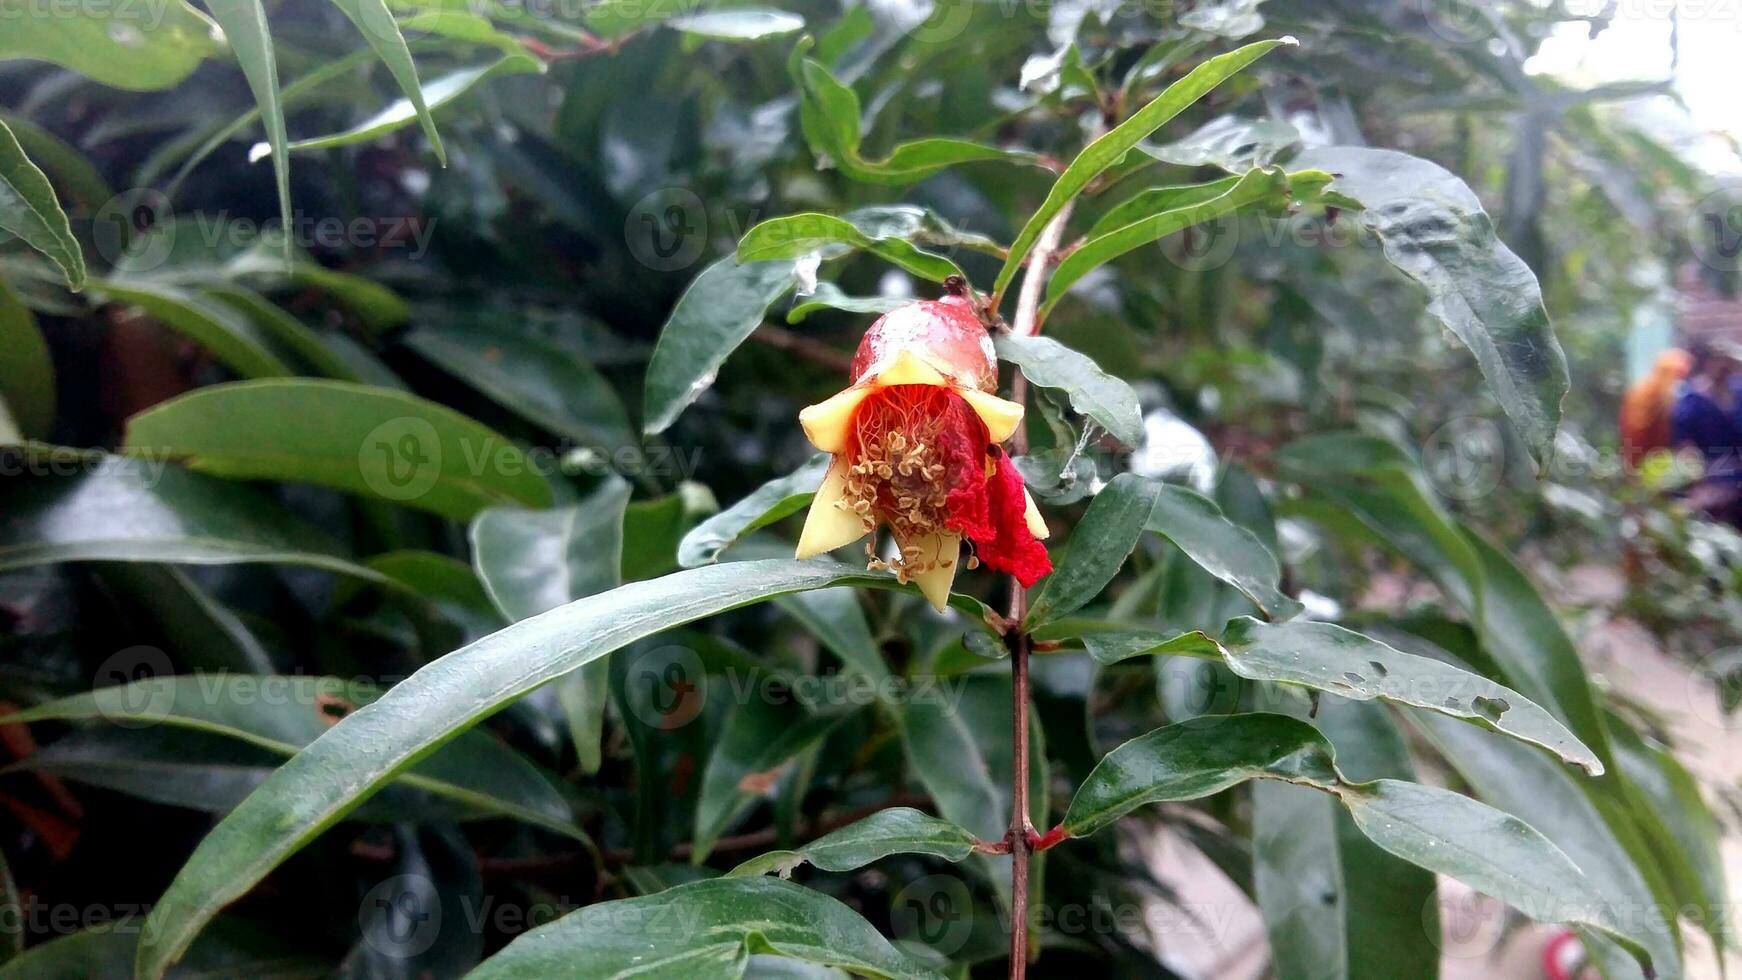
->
1620, 349, 1693, 469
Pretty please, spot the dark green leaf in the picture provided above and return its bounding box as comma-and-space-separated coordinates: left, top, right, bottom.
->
994, 335, 1143, 448
694, 699, 852, 861
1025, 473, 1162, 628
0, 119, 85, 289
679, 454, 830, 567
730, 807, 978, 877
91, 280, 294, 379
466, 877, 942, 979
1292, 148, 1569, 467
993, 38, 1294, 299
134, 558, 951, 978
0, 280, 54, 437
642, 258, 801, 436
199, 285, 364, 382
121, 379, 554, 520
1146, 483, 1302, 620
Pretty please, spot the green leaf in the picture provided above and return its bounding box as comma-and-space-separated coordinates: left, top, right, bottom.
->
694, 698, 853, 862
403, 316, 634, 450
669, 8, 805, 40
0, 454, 381, 582
199, 284, 363, 382
1142, 114, 1300, 171
793, 51, 1037, 186
90, 279, 294, 379
679, 454, 830, 567
0, 112, 113, 215
92, 563, 274, 674
0, 919, 316, 980
1061, 713, 1338, 838
1254, 700, 1439, 980
286, 56, 542, 152
1043, 166, 1326, 314
785, 284, 905, 324
1414, 713, 1679, 980
1060, 713, 1653, 972
0, 0, 217, 91
1080, 617, 1602, 772
0, 280, 54, 437
472, 478, 632, 772
0, 119, 86, 290
121, 379, 554, 520
202, 0, 292, 263
775, 588, 890, 682
323, 0, 446, 164
994, 335, 1143, 448
1, 675, 583, 837
1086, 174, 1246, 237
642, 257, 802, 436
133, 558, 943, 978
1025, 473, 1162, 628
1146, 484, 1302, 620
465, 877, 942, 979
1292, 148, 1569, 468
729, 807, 978, 877
992, 37, 1293, 299
737, 212, 963, 283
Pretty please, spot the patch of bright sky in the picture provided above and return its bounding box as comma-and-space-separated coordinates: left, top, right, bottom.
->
1525, 2, 1742, 174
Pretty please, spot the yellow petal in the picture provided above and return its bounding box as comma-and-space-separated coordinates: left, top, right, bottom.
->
1023, 488, 1049, 540
795, 458, 870, 558
871, 348, 949, 387
799, 387, 873, 454
959, 389, 1024, 444
907, 531, 962, 612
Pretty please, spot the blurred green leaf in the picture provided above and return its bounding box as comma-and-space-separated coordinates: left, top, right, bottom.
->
669, 8, 804, 40
323, 0, 446, 163
1145, 484, 1302, 620
679, 454, 829, 567
122, 379, 554, 520
1025, 473, 1160, 628
0, 120, 86, 290
0, 279, 54, 438
0, 0, 217, 91
693, 698, 853, 862
203, 0, 292, 263
91, 279, 294, 379
287, 55, 541, 152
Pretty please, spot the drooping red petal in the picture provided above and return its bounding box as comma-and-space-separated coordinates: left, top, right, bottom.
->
973, 448, 1052, 587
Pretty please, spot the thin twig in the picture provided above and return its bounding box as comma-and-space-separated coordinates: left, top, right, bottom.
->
1009, 203, 1076, 340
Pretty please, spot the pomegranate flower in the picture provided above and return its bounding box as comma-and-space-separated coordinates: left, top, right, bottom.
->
794, 294, 1052, 610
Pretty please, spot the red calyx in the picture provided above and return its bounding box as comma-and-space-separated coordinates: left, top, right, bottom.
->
971, 448, 1052, 587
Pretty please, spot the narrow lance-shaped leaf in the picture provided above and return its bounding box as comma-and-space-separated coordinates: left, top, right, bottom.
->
322, 0, 446, 163
466, 877, 943, 979
90, 280, 293, 379
1024, 473, 1162, 628
286, 56, 542, 152
737, 212, 964, 283
0, 280, 55, 438
1057, 713, 1652, 972
133, 558, 958, 978
995, 335, 1143, 448
1078, 616, 1601, 772
1044, 167, 1330, 314
0, 119, 85, 289
679, 454, 830, 567
1146, 484, 1302, 621
669, 8, 805, 40
642, 257, 801, 436
202, 0, 293, 262
1291, 147, 1569, 468
992, 37, 1294, 299
729, 807, 979, 878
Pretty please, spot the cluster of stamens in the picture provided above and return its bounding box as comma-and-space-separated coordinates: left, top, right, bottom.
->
836, 387, 968, 582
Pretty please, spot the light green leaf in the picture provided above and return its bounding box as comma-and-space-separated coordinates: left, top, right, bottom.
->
995, 335, 1143, 448
1292, 148, 1569, 468
0, 0, 217, 91
286, 55, 541, 152
0, 119, 86, 290
992, 37, 1293, 299
1146, 484, 1302, 620
323, 0, 446, 163
669, 8, 805, 40
738, 212, 963, 283
121, 379, 554, 520
1080, 617, 1601, 771
730, 807, 978, 877
785, 284, 905, 324
679, 454, 830, 567
1044, 166, 1326, 314
465, 877, 942, 979
133, 558, 950, 978
642, 257, 801, 436
1025, 473, 1161, 628
1, 675, 583, 837
203, 0, 292, 263
0, 279, 54, 437
90, 279, 293, 379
